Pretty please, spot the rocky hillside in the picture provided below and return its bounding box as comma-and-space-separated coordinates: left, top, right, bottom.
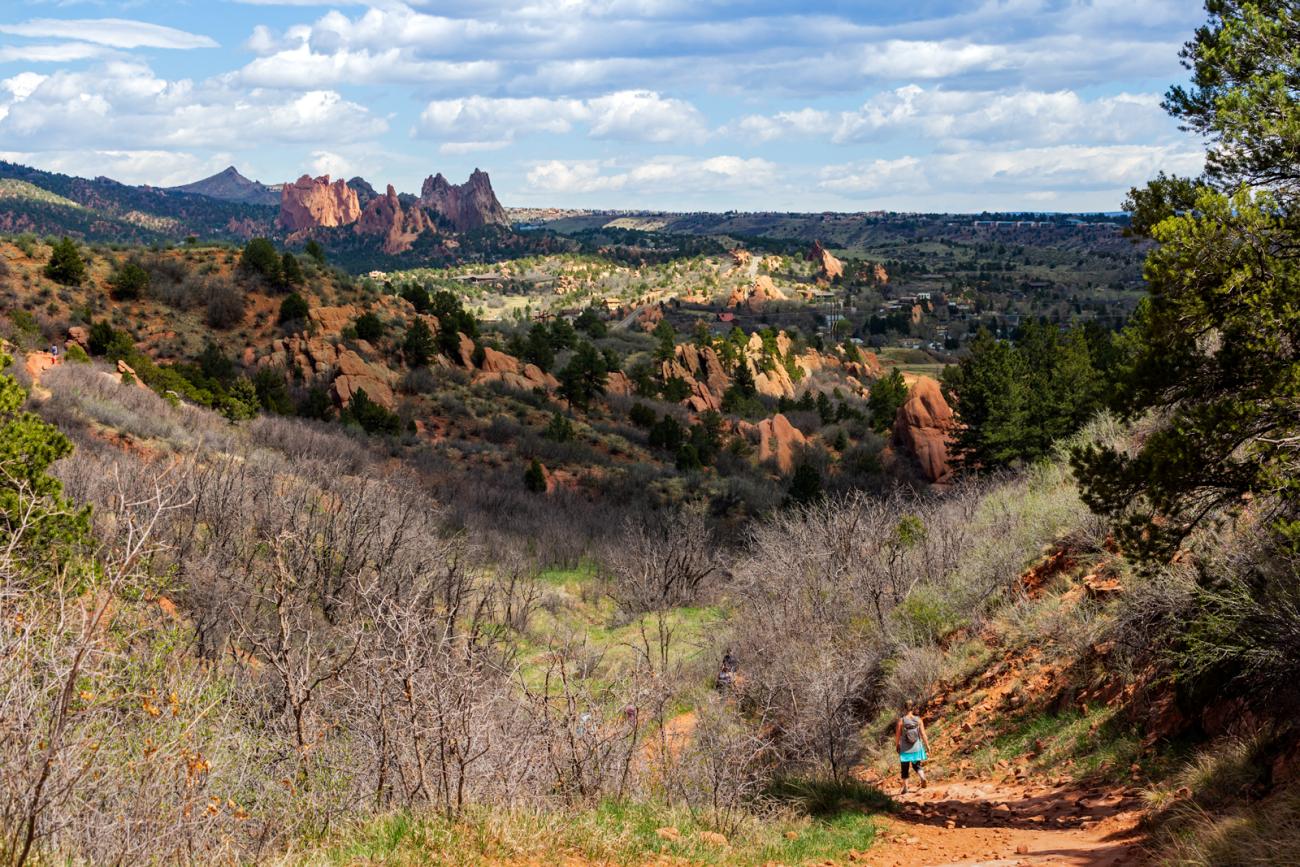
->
1, 235, 963, 528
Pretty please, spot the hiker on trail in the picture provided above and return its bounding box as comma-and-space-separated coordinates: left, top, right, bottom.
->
717, 650, 738, 689
896, 702, 930, 795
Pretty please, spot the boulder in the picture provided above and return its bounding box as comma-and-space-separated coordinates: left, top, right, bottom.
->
891, 375, 956, 483
332, 349, 395, 410
24, 351, 58, 382
116, 358, 148, 390
479, 346, 519, 375
67, 325, 89, 348
637, 307, 663, 332
279, 174, 362, 232
308, 305, 362, 336
419, 169, 509, 232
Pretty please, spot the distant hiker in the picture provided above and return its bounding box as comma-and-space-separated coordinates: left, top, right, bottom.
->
896, 702, 930, 794
717, 650, 738, 689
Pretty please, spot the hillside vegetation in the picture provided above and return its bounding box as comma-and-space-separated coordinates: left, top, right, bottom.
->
2, 3, 1300, 866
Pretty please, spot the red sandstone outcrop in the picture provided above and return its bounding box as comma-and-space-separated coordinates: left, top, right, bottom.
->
726, 275, 788, 310
606, 370, 633, 396
468, 344, 558, 391
747, 275, 786, 309
808, 241, 844, 282
738, 413, 806, 474
355, 184, 435, 254
24, 351, 58, 382
279, 175, 362, 232
419, 169, 509, 232
333, 350, 395, 410
259, 332, 396, 410
892, 375, 956, 483
308, 305, 362, 335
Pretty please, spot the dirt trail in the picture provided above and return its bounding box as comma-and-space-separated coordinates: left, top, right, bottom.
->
858, 777, 1145, 867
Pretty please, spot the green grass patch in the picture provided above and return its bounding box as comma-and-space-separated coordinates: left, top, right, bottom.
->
966, 704, 1142, 783
283, 787, 889, 866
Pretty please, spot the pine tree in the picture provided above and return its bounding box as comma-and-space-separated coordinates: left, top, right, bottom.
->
281, 252, 304, 287
107, 260, 149, 300
867, 368, 909, 433
44, 237, 86, 286
238, 237, 282, 284
524, 459, 548, 493
942, 328, 1031, 467
1073, 2, 1300, 558
403, 318, 437, 368
0, 352, 91, 574
558, 342, 608, 410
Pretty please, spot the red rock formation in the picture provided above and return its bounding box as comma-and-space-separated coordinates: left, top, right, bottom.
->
354, 184, 435, 254
308, 304, 363, 335
279, 174, 362, 232
419, 169, 509, 232
891, 375, 956, 483
808, 240, 844, 282
606, 370, 633, 396
332, 349, 395, 410
738, 413, 807, 474
746, 275, 786, 309
24, 351, 58, 383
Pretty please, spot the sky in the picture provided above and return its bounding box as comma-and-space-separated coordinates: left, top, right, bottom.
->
0, 0, 1209, 213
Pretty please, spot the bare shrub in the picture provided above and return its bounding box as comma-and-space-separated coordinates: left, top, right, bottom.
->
205, 277, 247, 329
605, 503, 720, 616
670, 698, 775, 835
880, 644, 947, 713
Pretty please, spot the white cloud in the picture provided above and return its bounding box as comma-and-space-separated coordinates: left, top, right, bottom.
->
820, 144, 1204, 198
584, 90, 704, 142
734, 86, 1174, 149
418, 95, 587, 150
0, 18, 217, 50
237, 43, 501, 89
0, 43, 113, 63
417, 89, 705, 151
863, 40, 1010, 79
527, 154, 775, 195
309, 149, 353, 179
0, 61, 387, 153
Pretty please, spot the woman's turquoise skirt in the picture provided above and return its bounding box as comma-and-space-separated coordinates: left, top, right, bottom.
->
899, 743, 927, 763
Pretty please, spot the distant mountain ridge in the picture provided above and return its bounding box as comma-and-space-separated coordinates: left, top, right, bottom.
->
0, 160, 277, 244
168, 166, 281, 207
